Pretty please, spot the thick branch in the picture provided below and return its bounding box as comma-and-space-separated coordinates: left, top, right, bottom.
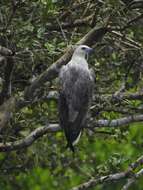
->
0, 124, 60, 152
0, 46, 13, 56
0, 57, 15, 105
94, 114, 143, 128
1, 114, 143, 152
0, 97, 15, 132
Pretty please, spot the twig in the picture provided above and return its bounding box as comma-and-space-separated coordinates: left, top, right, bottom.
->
121, 13, 143, 31
110, 30, 142, 49
114, 59, 135, 96
122, 168, 143, 190
56, 18, 68, 44
4, 0, 21, 31
47, 15, 93, 31
94, 91, 143, 103
16, 89, 143, 111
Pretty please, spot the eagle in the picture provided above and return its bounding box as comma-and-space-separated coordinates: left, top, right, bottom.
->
59, 45, 94, 152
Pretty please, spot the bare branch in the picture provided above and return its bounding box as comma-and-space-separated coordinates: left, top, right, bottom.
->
122, 155, 143, 189
0, 124, 60, 152
95, 91, 143, 104
122, 13, 143, 31
94, 114, 143, 128
1, 114, 143, 152
71, 155, 143, 190
46, 14, 93, 31
122, 168, 143, 190
110, 30, 142, 49
122, 178, 136, 190
71, 172, 129, 190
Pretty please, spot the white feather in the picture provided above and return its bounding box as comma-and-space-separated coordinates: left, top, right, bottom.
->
72, 131, 82, 146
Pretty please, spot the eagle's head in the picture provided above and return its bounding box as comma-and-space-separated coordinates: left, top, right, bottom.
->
73, 45, 93, 59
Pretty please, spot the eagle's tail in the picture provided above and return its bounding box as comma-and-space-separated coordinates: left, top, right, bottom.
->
59, 92, 84, 152
65, 129, 82, 152
66, 142, 75, 152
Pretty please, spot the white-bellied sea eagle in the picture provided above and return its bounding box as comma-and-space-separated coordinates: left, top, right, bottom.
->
59, 45, 94, 152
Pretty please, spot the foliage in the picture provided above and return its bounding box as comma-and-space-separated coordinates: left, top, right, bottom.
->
0, 0, 143, 189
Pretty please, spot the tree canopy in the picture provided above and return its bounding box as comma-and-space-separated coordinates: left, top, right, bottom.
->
0, 0, 143, 189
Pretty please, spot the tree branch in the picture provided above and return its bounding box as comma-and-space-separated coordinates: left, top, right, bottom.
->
71, 155, 143, 190
93, 114, 143, 128
46, 15, 93, 31
0, 97, 15, 132
122, 155, 143, 189
71, 172, 129, 190
121, 13, 143, 31
94, 91, 143, 105
0, 124, 60, 152
1, 114, 143, 152
0, 57, 15, 105
0, 46, 13, 56
110, 30, 142, 49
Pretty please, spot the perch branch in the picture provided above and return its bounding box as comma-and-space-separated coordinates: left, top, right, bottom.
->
1, 114, 143, 152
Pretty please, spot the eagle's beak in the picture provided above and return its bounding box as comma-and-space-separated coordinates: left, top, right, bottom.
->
86, 47, 93, 54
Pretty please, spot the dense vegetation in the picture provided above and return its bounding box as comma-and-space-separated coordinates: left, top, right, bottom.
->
0, 0, 143, 189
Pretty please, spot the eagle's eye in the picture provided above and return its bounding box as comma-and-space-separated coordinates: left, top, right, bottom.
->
81, 47, 86, 50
